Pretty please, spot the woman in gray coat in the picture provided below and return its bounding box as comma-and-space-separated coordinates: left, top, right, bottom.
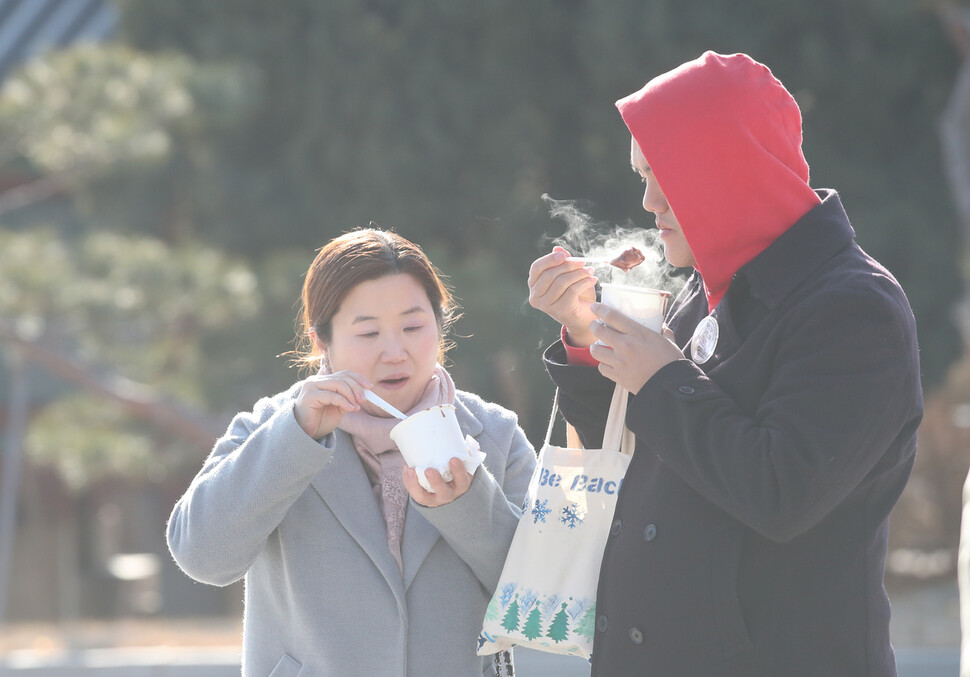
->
167, 228, 536, 677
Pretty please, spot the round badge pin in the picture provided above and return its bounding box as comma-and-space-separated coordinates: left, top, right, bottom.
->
690, 315, 719, 364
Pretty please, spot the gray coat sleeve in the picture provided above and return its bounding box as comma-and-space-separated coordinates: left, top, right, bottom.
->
166, 391, 335, 586
414, 412, 536, 592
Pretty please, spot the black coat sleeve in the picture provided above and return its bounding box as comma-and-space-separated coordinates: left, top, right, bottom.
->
542, 341, 616, 449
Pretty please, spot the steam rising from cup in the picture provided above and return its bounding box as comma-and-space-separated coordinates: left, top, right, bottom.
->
542, 193, 678, 291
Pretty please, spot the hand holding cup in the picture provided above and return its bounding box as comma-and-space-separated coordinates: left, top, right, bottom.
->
402, 458, 474, 507
390, 404, 487, 504
590, 292, 681, 393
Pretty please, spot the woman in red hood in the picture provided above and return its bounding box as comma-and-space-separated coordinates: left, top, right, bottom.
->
528, 52, 922, 677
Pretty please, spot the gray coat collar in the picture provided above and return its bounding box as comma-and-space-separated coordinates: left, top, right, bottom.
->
308, 391, 485, 606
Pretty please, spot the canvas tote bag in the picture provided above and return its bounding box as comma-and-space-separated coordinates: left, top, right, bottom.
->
478, 384, 634, 660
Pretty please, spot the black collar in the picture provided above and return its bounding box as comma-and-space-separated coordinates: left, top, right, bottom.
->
733, 189, 855, 310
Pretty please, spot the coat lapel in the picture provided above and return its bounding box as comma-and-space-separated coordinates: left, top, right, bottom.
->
401, 506, 439, 590
401, 395, 485, 590
309, 431, 405, 601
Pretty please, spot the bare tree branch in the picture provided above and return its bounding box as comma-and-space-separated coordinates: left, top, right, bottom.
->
0, 322, 222, 448
0, 173, 71, 219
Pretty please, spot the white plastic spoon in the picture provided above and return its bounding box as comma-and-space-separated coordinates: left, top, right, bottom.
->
565, 256, 613, 264
363, 390, 407, 420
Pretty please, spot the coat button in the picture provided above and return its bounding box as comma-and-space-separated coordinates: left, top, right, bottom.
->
596, 615, 608, 633
611, 519, 622, 536
644, 524, 657, 541
630, 627, 644, 644
678, 385, 695, 395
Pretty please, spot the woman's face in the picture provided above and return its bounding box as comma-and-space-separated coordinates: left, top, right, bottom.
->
322, 273, 440, 415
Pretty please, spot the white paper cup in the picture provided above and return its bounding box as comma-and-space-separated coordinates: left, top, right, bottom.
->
600, 283, 670, 333
390, 404, 467, 492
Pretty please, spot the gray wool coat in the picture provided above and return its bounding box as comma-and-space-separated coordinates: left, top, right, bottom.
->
167, 382, 536, 677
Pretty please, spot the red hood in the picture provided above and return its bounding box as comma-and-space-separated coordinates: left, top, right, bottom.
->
616, 52, 820, 311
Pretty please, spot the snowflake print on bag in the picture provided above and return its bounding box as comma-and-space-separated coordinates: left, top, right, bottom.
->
560, 503, 586, 528
531, 498, 551, 524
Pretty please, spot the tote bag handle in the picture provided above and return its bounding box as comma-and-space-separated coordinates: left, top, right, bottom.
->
544, 384, 634, 455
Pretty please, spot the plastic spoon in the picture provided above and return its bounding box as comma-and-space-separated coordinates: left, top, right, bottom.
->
363, 390, 408, 420
565, 256, 613, 264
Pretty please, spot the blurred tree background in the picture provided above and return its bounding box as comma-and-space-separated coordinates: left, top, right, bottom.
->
1, 0, 968, 622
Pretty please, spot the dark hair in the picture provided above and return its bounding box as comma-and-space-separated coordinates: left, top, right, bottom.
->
292, 227, 459, 371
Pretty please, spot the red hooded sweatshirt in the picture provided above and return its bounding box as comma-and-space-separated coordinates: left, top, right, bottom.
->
616, 51, 821, 312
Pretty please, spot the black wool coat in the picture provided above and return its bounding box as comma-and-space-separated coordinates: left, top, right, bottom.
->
544, 190, 922, 677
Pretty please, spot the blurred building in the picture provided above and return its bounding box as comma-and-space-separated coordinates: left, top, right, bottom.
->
0, 0, 117, 223
0, 0, 117, 84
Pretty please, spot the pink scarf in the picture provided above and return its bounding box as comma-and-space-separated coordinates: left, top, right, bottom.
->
337, 365, 456, 574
